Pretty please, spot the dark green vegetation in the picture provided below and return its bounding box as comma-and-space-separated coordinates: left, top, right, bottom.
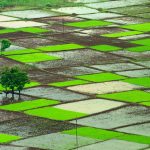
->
0, 0, 80, 8
0, 39, 11, 55
0, 66, 29, 100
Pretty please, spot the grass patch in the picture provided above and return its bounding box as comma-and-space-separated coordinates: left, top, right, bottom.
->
0, 28, 17, 34
118, 134, 150, 144
3, 49, 40, 55
24, 107, 86, 121
121, 23, 150, 32
130, 38, 150, 46
0, 99, 59, 111
91, 44, 121, 52
97, 90, 150, 103
75, 73, 126, 82
49, 79, 90, 87
19, 27, 49, 33
126, 46, 150, 52
37, 44, 85, 52
123, 77, 150, 88
101, 31, 142, 38
6, 53, 61, 63
63, 127, 124, 141
140, 101, 150, 107
0, 133, 21, 143
0, 0, 81, 8
65, 20, 112, 28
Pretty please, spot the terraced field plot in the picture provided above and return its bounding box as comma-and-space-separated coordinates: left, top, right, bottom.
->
0, 0, 150, 149
65, 20, 112, 28
6, 53, 61, 63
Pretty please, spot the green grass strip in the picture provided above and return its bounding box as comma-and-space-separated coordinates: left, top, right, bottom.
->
7, 53, 61, 63
65, 20, 112, 28
97, 90, 150, 103
63, 127, 124, 140
118, 134, 150, 144
75, 72, 126, 82
24, 107, 86, 121
0, 133, 21, 143
37, 43, 85, 52
121, 23, 150, 32
123, 77, 150, 88
102, 31, 142, 38
49, 79, 90, 87
0, 99, 59, 111
63, 127, 150, 144
3, 49, 40, 55
130, 38, 150, 46
91, 44, 121, 52
140, 101, 150, 107
0, 28, 17, 34
18, 27, 49, 33
126, 46, 150, 52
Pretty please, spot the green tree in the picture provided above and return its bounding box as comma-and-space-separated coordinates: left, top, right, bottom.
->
15, 70, 29, 100
0, 66, 30, 100
0, 39, 11, 55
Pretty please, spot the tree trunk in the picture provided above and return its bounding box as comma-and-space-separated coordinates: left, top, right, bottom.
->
11, 88, 14, 101
5, 88, 8, 98
18, 90, 21, 100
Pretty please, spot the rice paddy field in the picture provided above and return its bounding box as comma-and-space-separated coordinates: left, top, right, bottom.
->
0, 0, 150, 149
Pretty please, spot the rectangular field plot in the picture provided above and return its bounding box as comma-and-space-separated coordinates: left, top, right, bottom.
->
91, 44, 122, 52
67, 81, 141, 94
117, 134, 150, 144
121, 23, 150, 32
126, 46, 150, 52
102, 31, 142, 38
25, 107, 86, 121
0, 28, 17, 34
130, 38, 150, 46
6, 53, 61, 63
49, 79, 90, 87
64, 127, 150, 144
0, 145, 28, 150
136, 60, 150, 67
78, 13, 122, 20
123, 77, 150, 88
75, 72, 126, 82
0, 99, 59, 111
1, 10, 59, 19
85, 0, 149, 9
18, 27, 49, 33
22, 87, 89, 102
116, 69, 150, 77
0, 15, 19, 21
3, 49, 40, 55
71, 105, 150, 129
65, 20, 112, 28
98, 90, 150, 103
63, 127, 124, 141
55, 99, 125, 114
91, 63, 143, 71
52, 7, 98, 15
0, 21, 46, 28
77, 139, 148, 150
110, 6, 150, 16
12, 133, 98, 150
0, 133, 21, 144
37, 43, 85, 52
117, 123, 150, 136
